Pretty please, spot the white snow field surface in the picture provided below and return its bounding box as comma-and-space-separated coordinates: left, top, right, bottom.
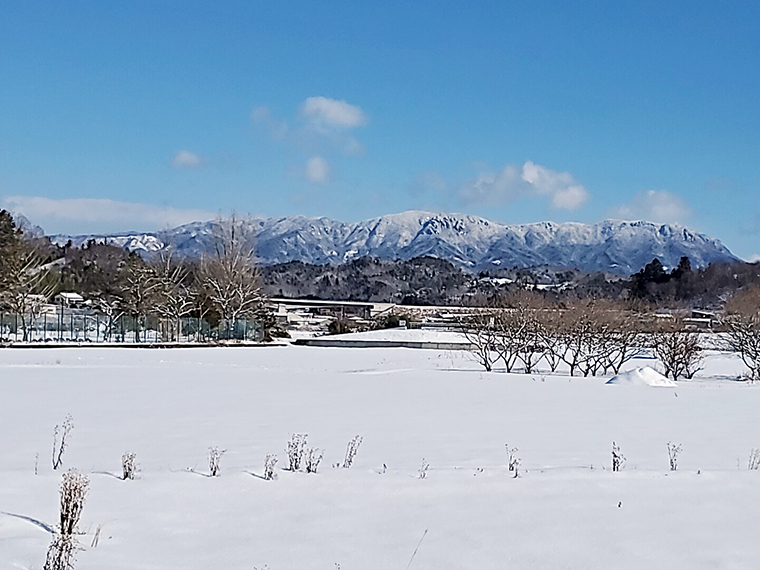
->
1, 344, 759, 570
606, 366, 678, 387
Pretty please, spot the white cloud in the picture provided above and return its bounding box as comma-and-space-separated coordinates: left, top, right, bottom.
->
300, 96, 367, 130
1, 196, 216, 235
460, 161, 589, 210
171, 150, 204, 169
610, 190, 692, 224
306, 156, 330, 184
747, 253, 760, 263
252, 96, 367, 161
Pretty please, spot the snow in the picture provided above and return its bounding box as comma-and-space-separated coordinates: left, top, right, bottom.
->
325, 328, 469, 343
50, 212, 736, 272
606, 367, 677, 387
1, 342, 759, 569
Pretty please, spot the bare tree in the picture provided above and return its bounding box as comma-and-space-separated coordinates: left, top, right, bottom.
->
603, 311, 646, 375
557, 302, 599, 377
200, 216, 265, 339
510, 294, 547, 374
462, 310, 499, 372
652, 317, 702, 380
722, 286, 760, 382
152, 254, 196, 341
537, 310, 565, 373
117, 254, 160, 343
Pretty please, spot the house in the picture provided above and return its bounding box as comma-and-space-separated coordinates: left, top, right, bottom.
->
54, 292, 85, 309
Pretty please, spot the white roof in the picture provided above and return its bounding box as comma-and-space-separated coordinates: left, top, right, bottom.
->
56, 292, 84, 301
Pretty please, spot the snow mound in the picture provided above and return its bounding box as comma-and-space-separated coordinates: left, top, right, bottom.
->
606, 367, 677, 387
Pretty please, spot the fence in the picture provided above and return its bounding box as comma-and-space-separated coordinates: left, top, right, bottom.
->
0, 310, 263, 344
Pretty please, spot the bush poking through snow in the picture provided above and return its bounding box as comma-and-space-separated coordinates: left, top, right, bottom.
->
305, 448, 324, 474
286, 434, 307, 471
667, 442, 682, 471
511, 457, 521, 478
505, 444, 519, 473
418, 459, 430, 479
343, 435, 362, 468
52, 415, 73, 471
44, 469, 89, 570
122, 452, 138, 480
208, 447, 225, 477
749, 448, 760, 470
612, 442, 625, 472
264, 454, 278, 480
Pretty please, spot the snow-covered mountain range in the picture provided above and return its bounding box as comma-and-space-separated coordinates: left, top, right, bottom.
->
50, 211, 738, 275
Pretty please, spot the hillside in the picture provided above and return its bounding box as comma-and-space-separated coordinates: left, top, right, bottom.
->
49, 211, 738, 275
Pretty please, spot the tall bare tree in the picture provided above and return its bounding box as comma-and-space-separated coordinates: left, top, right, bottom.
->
152, 254, 196, 341
117, 254, 160, 342
200, 216, 266, 339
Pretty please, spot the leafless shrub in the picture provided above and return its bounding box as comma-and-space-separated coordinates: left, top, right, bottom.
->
612, 441, 625, 472
667, 442, 682, 471
263, 454, 278, 480
749, 448, 760, 470
418, 458, 429, 479
505, 444, 519, 473
511, 457, 521, 478
52, 415, 73, 471
305, 448, 324, 474
343, 435, 362, 468
121, 452, 138, 480
44, 469, 89, 570
208, 447, 226, 477
652, 318, 702, 380
287, 434, 307, 471
90, 523, 103, 548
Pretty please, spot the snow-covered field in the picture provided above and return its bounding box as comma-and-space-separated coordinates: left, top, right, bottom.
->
1, 342, 759, 569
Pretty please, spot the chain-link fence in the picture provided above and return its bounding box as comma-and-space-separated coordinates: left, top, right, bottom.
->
0, 309, 263, 344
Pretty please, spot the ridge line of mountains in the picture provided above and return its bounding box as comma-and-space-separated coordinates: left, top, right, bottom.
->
48, 210, 737, 275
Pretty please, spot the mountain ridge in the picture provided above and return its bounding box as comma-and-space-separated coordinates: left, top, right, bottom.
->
48, 211, 738, 275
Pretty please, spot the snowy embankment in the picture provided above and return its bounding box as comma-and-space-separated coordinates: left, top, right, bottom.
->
0, 342, 758, 570
606, 367, 677, 387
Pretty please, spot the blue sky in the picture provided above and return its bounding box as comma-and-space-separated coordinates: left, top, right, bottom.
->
1, 1, 759, 259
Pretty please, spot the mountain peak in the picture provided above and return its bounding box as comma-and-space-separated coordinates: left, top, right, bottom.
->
49, 211, 737, 275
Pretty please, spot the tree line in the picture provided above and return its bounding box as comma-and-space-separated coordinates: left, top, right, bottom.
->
461, 289, 760, 382
0, 211, 275, 342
